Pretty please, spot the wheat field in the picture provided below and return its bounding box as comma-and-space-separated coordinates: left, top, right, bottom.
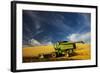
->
22, 45, 55, 57
22, 43, 91, 62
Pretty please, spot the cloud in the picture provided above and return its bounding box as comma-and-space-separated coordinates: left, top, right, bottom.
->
35, 23, 41, 29
29, 38, 53, 46
29, 39, 41, 46
67, 32, 91, 43
52, 17, 74, 33
76, 14, 91, 33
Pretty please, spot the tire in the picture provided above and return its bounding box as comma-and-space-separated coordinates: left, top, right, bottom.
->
39, 54, 44, 59
65, 52, 69, 57
69, 49, 73, 54
68, 49, 74, 57
51, 52, 56, 58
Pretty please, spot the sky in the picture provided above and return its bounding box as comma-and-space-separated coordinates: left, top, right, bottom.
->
22, 10, 91, 46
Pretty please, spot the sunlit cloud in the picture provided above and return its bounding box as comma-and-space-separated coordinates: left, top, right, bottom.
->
28, 38, 53, 46
67, 32, 91, 43
29, 39, 41, 46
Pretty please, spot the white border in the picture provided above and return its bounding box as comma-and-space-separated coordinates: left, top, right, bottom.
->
16, 3, 96, 70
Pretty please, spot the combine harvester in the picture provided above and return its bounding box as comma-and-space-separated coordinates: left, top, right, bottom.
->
53, 41, 76, 58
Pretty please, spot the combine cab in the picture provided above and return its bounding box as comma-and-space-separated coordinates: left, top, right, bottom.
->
52, 41, 76, 57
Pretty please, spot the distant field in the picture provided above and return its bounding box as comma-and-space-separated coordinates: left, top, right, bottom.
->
22, 43, 91, 62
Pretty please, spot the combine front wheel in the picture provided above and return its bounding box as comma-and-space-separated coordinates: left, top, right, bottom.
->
65, 52, 69, 57
51, 52, 56, 58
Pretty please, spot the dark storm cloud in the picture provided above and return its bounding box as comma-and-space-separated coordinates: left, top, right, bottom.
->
23, 10, 91, 45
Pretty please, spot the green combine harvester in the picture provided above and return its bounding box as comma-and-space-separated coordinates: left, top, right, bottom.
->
51, 41, 76, 58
